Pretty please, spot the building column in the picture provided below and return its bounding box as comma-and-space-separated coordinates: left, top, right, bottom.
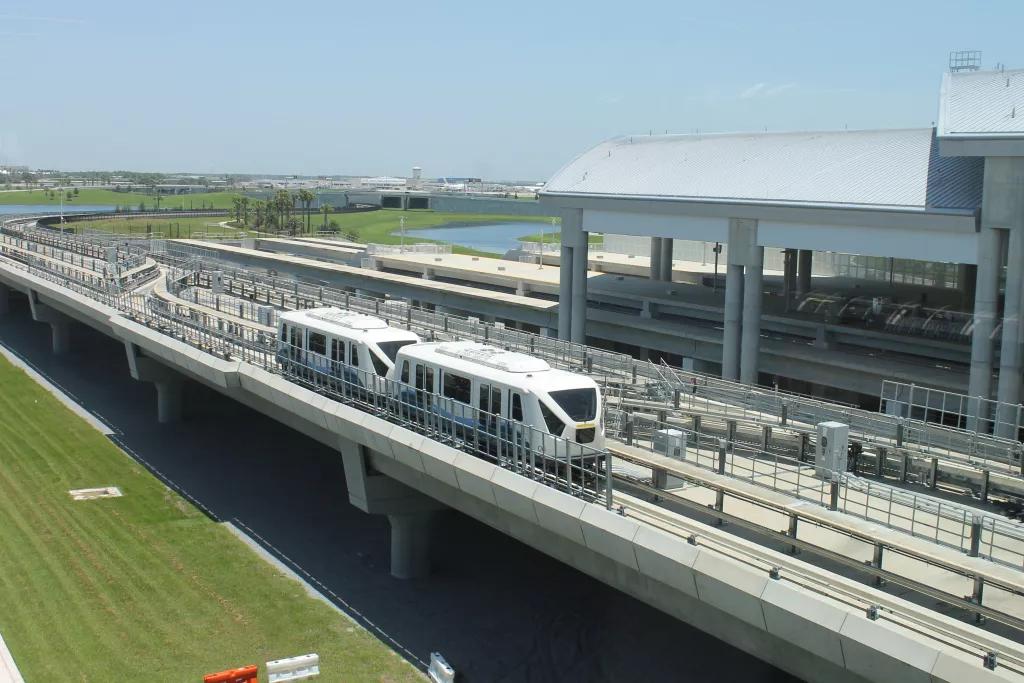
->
782, 249, 797, 311
996, 226, 1024, 436
740, 245, 764, 385
796, 249, 812, 297
659, 238, 674, 282
649, 237, 663, 280
570, 225, 589, 343
967, 227, 1003, 431
558, 243, 574, 340
722, 264, 744, 380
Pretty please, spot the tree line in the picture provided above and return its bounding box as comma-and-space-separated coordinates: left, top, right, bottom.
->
231, 190, 358, 240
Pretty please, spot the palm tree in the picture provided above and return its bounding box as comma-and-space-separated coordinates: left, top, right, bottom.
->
272, 190, 292, 235
297, 189, 315, 235
232, 197, 243, 223
239, 196, 250, 224
321, 203, 332, 230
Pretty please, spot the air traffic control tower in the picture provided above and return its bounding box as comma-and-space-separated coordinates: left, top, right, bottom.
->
541, 66, 1024, 429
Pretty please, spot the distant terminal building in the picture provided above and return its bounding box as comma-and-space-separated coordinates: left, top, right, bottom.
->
361, 176, 407, 190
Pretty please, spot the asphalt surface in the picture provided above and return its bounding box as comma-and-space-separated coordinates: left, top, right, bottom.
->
0, 295, 795, 682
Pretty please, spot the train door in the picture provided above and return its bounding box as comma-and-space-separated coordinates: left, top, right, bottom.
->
288, 324, 303, 362
477, 383, 502, 435
415, 363, 434, 411
330, 338, 344, 376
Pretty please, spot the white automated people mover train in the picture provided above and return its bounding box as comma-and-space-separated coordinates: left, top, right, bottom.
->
389, 340, 604, 449
277, 308, 605, 451
277, 308, 420, 382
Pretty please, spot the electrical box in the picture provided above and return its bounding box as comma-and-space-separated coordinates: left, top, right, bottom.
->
211, 270, 224, 294
816, 421, 849, 477
653, 428, 686, 459
257, 305, 275, 326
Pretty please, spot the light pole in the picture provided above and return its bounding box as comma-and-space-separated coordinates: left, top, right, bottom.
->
400, 216, 406, 253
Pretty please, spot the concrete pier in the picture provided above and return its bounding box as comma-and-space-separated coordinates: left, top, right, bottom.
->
968, 227, 1003, 430
559, 243, 573, 340
797, 249, 812, 297
722, 264, 743, 381
740, 246, 764, 385
649, 237, 663, 280
659, 238, 674, 281
0, 283, 9, 316
28, 293, 72, 355
388, 513, 437, 580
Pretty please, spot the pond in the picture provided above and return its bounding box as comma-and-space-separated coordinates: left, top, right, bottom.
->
0, 204, 117, 215
412, 221, 551, 254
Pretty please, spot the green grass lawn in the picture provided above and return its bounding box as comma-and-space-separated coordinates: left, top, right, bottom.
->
0, 188, 239, 210
62, 215, 244, 239
0, 355, 420, 682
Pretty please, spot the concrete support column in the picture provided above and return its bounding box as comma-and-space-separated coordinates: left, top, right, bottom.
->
49, 320, 71, 356
558, 243, 574, 340
649, 237, 663, 280
796, 249, 812, 297
659, 238, 674, 282
388, 512, 438, 580
967, 227, 1003, 431
722, 264, 743, 381
567, 211, 588, 344
740, 245, 764, 385
154, 378, 184, 424
28, 293, 73, 355
339, 438, 445, 579
997, 225, 1024, 436
0, 283, 9, 316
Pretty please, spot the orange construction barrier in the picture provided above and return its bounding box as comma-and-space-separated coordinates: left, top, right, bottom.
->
203, 664, 258, 683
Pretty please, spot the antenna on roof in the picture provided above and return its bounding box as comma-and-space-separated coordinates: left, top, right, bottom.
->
949, 50, 982, 72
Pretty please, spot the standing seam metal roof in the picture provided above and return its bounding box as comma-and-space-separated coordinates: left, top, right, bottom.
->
939, 69, 1024, 137
544, 128, 982, 211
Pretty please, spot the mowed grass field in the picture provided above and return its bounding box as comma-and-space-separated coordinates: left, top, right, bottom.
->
0, 355, 420, 681
0, 188, 239, 209
63, 215, 242, 239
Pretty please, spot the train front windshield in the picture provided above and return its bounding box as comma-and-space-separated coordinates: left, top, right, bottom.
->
549, 388, 598, 422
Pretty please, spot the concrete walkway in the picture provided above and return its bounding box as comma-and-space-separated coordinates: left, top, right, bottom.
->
0, 632, 24, 683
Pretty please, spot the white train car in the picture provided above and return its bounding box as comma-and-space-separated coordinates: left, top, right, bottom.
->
277, 307, 420, 381
388, 340, 603, 449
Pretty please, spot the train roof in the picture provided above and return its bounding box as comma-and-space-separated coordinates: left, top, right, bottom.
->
397, 341, 597, 390
280, 307, 418, 341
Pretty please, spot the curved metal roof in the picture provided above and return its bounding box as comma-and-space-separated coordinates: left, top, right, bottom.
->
544, 128, 982, 212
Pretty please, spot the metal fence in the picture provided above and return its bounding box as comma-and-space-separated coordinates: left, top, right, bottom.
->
881, 379, 1024, 442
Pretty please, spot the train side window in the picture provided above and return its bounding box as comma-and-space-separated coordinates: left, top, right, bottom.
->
289, 326, 302, 349
279, 324, 288, 341
351, 345, 359, 367
443, 372, 471, 403
330, 339, 343, 362
308, 332, 327, 356
425, 367, 435, 393
491, 387, 501, 416
539, 401, 564, 435
478, 384, 489, 412
401, 360, 410, 383
512, 393, 523, 421
415, 364, 425, 389
370, 352, 388, 377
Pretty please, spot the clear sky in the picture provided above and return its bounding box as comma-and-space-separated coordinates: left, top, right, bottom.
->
1, 0, 1021, 180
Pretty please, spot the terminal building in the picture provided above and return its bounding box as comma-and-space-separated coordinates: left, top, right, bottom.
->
538, 66, 1024, 430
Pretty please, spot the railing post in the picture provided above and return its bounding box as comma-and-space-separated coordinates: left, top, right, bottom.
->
760, 424, 771, 453
875, 446, 886, 477
896, 421, 905, 448
798, 432, 808, 462
929, 457, 939, 489
605, 451, 613, 510
980, 469, 991, 504
900, 451, 910, 483
780, 403, 788, 426
969, 515, 983, 557
828, 477, 840, 511
625, 413, 634, 446
673, 388, 681, 409
692, 414, 701, 435
717, 439, 727, 475
726, 420, 737, 452
872, 543, 884, 586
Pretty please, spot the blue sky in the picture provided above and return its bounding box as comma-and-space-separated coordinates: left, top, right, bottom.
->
1, 0, 1021, 179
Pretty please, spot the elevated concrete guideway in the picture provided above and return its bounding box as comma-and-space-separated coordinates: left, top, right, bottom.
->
3, 228, 1024, 681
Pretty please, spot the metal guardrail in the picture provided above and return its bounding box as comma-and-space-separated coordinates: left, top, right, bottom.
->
881, 379, 1024, 442
606, 405, 1024, 572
